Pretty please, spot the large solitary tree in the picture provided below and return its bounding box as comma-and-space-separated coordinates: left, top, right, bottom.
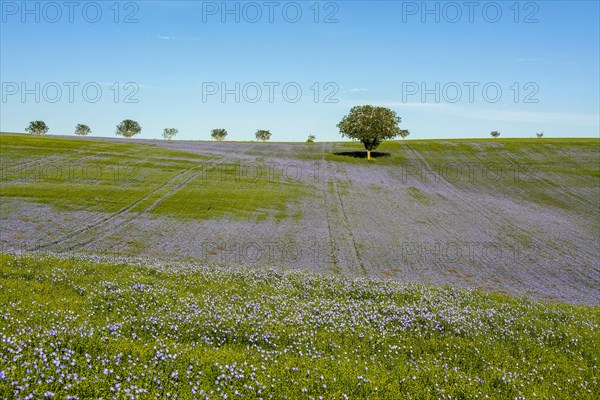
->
116, 119, 142, 138
25, 121, 49, 135
337, 105, 406, 160
490, 130, 501, 138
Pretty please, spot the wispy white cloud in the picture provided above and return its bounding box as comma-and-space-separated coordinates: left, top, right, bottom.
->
350, 88, 369, 93
157, 35, 176, 40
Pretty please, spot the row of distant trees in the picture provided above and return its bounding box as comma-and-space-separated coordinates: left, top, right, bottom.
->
167, 128, 273, 142
490, 131, 543, 138
23, 120, 276, 142
25, 120, 542, 144
155, 125, 274, 142
24, 105, 544, 161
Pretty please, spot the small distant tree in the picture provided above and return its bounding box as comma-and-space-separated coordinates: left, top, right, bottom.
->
25, 121, 49, 135
306, 134, 316, 143
255, 130, 271, 142
211, 128, 228, 141
74, 124, 91, 136
490, 130, 501, 138
536, 132, 544, 138
399, 129, 410, 139
163, 128, 178, 141
337, 105, 405, 160
116, 119, 142, 138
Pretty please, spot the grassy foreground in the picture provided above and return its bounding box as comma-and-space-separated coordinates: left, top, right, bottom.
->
0, 252, 598, 399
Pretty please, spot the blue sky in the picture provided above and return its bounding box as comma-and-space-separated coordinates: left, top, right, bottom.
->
1, 0, 599, 141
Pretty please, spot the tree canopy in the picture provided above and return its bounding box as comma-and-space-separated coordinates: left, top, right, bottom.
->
163, 128, 178, 141
337, 105, 406, 160
211, 129, 228, 141
25, 121, 49, 135
255, 130, 271, 142
116, 120, 142, 138
75, 124, 91, 136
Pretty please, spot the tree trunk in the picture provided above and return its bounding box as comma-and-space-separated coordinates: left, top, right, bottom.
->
367, 149, 371, 160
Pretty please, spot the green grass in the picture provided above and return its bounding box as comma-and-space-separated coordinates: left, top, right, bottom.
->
406, 187, 431, 206
152, 178, 308, 221
1, 133, 599, 398
1, 133, 310, 220
328, 137, 600, 165
1, 133, 208, 211
3, 134, 598, 215
330, 137, 600, 214
0, 252, 598, 398
147, 162, 310, 221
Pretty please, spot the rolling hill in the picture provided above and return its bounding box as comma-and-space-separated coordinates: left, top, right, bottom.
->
1, 133, 599, 398
1, 133, 598, 304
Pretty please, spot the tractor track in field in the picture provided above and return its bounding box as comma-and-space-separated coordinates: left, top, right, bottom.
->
319, 144, 342, 274
404, 144, 541, 250
0, 155, 60, 174
353, 148, 457, 276
142, 144, 253, 214
27, 165, 204, 252
0, 152, 105, 180
321, 185, 341, 273
320, 144, 366, 276
33, 144, 256, 252
76, 143, 258, 250
333, 174, 367, 276
540, 178, 600, 214
403, 144, 598, 269
498, 151, 599, 215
